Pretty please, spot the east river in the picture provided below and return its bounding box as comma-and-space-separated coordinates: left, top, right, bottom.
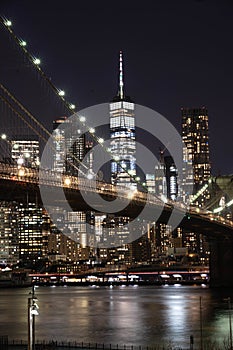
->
1, 284, 233, 348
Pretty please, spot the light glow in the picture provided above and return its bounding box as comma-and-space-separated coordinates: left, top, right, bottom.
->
64, 177, 71, 186
19, 40, 27, 47
5, 20, 12, 27
33, 58, 41, 65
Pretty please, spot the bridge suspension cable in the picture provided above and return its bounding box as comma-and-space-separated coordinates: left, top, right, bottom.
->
0, 83, 89, 176
0, 15, 163, 196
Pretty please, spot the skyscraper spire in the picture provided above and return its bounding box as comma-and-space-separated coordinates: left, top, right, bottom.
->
119, 51, 124, 100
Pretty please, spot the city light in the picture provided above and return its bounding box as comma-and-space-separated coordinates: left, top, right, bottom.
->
87, 173, 94, 180
79, 116, 86, 122
4, 19, 12, 27
64, 177, 71, 186
33, 58, 41, 65
17, 158, 24, 166
28, 287, 39, 350
19, 40, 27, 47
18, 169, 25, 177
58, 90, 65, 96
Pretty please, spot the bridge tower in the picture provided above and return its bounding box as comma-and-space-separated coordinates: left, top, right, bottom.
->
209, 236, 233, 288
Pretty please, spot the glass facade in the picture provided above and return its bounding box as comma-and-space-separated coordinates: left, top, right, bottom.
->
110, 99, 136, 188
11, 138, 40, 168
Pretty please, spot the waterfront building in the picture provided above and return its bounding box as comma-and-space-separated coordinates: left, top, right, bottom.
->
0, 201, 19, 265
48, 226, 81, 263
18, 202, 44, 264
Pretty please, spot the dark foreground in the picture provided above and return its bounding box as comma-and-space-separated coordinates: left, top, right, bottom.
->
3, 339, 233, 350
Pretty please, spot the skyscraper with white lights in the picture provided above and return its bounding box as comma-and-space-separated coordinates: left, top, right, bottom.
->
11, 137, 40, 168
182, 107, 211, 203
110, 51, 136, 189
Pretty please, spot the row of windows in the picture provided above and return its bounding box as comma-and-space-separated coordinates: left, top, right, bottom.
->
110, 101, 134, 111
110, 116, 135, 128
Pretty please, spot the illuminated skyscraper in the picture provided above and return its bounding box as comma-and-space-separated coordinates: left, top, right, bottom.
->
18, 203, 44, 263
52, 117, 93, 253
181, 107, 211, 257
164, 156, 178, 201
182, 107, 211, 201
53, 116, 85, 175
0, 202, 19, 265
11, 137, 40, 168
110, 51, 136, 189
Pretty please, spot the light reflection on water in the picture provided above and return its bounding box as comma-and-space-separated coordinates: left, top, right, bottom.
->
0, 285, 233, 348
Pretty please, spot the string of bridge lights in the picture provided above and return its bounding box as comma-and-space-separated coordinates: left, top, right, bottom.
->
3, 15, 233, 214
0, 83, 90, 177
2, 17, 233, 217
0, 16, 151, 192
0, 16, 76, 111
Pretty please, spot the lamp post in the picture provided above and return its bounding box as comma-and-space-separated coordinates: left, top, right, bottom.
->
28, 285, 39, 350
228, 297, 233, 350
200, 296, 203, 350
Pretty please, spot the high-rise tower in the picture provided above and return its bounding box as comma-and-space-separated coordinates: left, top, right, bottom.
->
11, 136, 40, 168
182, 107, 211, 202
53, 116, 85, 175
110, 51, 136, 189
181, 107, 211, 257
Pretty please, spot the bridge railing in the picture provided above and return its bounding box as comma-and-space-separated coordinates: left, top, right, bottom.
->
1, 162, 233, 229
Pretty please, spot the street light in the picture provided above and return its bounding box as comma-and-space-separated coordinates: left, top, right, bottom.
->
228, 297, 233, 350
28, 285, 39, 350
200, 296, 203, 350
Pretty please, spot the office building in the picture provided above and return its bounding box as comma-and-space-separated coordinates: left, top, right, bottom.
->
18, 202, 44, 263
182, 107, 211, 202
181, 107, 210, 259
110, 51, 136, 189
11, 137, 40, 168
0, 201, 19, 265
53, 116, 85, 175
164, 156, 178, 201
52, 116, 94, 257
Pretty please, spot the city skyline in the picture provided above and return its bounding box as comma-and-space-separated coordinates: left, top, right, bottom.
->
0, 0, 233, 176
2, 2, 233, 348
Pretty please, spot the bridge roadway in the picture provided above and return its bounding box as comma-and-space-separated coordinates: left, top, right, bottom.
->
0, 162, 233, 287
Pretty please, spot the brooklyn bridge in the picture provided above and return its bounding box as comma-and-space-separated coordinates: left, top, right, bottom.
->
1, 15, 233, 288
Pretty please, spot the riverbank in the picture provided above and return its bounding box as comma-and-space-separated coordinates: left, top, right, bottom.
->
34, 279, 208, 287
6, 338, 230, 350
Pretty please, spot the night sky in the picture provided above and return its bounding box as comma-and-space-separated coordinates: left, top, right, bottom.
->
0, 0, 233, 175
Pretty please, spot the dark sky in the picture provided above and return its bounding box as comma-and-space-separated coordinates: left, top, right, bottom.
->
0, 0, 233, 175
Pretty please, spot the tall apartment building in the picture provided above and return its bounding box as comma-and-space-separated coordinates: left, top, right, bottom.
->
0, 202, 19, 265
6, 136, 47, 265
181, 107, 211, 258
182, 107, 211, 203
